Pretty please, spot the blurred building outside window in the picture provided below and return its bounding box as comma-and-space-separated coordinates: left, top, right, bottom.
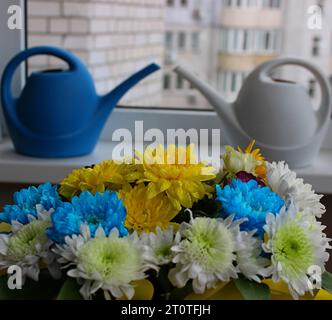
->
26, 0, 332, 110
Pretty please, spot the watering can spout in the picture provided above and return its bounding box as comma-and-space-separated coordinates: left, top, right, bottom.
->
173, 65, 249, 146
173, 65, 231, 112
101, 63, 160, 110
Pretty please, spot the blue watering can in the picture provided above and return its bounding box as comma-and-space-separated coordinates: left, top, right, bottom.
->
1, 46, 160, 158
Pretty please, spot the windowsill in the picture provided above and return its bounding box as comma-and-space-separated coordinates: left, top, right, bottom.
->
0, 139, 117, 185
0, 139, 332, 194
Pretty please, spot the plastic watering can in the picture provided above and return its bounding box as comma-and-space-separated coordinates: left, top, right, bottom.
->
173, 58, 332, 168
1, 46, 160, 158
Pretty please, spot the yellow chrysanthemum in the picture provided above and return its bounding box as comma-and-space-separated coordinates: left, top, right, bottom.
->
120, 184, 178, 233
96, 160, 143, 188
59, 166, 104, 200
136, 144, 216, 211
238, 140, 266, 179
59, 160, 142, 200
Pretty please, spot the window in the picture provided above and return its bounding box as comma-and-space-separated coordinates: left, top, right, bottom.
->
318, 0, 324, 15
223, 0, 281, 9
187, 94, 197, 105
248, 0, 258, 6
273, 31, 280, 52
263, 0, 281, 8
312, 36, 321, 57
167, 0, 174, 7
272, 0, 281, 8
264, 31, 271, 50
219, 70, 246, 98
243, 30, 248, 50
176, 74, 184, 89
308, 79, 316, 97
221, 28, 279, 53
231, 72, 237, 92
233, 29, 239, 51
180, 0, 188, 7
165, 32, 173, 49
220, 71, 226, 92
192, 32, 200, 51
178, 32, 186, 50
224, 0, 257, 7
221, 29, 228, 51
1, 0, 330, 137
1, 0, 332, 162
163, 74, 171, 90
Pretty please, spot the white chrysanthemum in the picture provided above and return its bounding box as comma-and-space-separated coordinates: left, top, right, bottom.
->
263, 204, 331, 299
140, 226, 181, 268
266, 161, 325, 217
168, 216, 241, 294
236, 230, 271, 282
54, 225, 151, 300
0, 205, 60, 282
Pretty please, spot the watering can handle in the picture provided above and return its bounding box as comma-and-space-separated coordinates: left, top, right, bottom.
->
258, 57, 332, 127
1, 46, 82, 133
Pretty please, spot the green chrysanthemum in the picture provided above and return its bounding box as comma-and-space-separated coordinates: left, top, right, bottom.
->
272, 222, 314, 279
0, 207, 60, 282
7, 220, 50, 261
54, 226, 150, 300
78, 236, 142, 284
168, 216, 240, 294
263, 205, 331, 299
182, 218, 235, 273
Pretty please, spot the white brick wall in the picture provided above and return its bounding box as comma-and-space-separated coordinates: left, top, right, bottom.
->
70, 19, 90, 34
27, 0, 165, 106
28, 18, 47, 32
29, 2, 61, 17
50, 19, 69, 33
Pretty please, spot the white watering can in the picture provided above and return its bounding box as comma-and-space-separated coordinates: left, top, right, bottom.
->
173, 58, 332, 168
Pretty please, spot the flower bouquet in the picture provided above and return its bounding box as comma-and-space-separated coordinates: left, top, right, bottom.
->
0, 142, 332, 300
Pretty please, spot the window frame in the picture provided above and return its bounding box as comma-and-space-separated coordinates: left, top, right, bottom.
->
0, 0, 26, 141
1, 0, 331, 152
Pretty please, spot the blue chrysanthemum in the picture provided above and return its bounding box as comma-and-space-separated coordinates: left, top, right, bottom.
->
47, 191, 128, 244
0, 183, 62, 225
216, 179, 284, 237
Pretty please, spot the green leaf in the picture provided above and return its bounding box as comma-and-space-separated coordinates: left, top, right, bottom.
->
322, 271, 332, 293
169, 283, 193, 300
57, 278, 83, 300
158, 266, 173, 291
234, 278, 271, 300
0, 270, 64, 300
